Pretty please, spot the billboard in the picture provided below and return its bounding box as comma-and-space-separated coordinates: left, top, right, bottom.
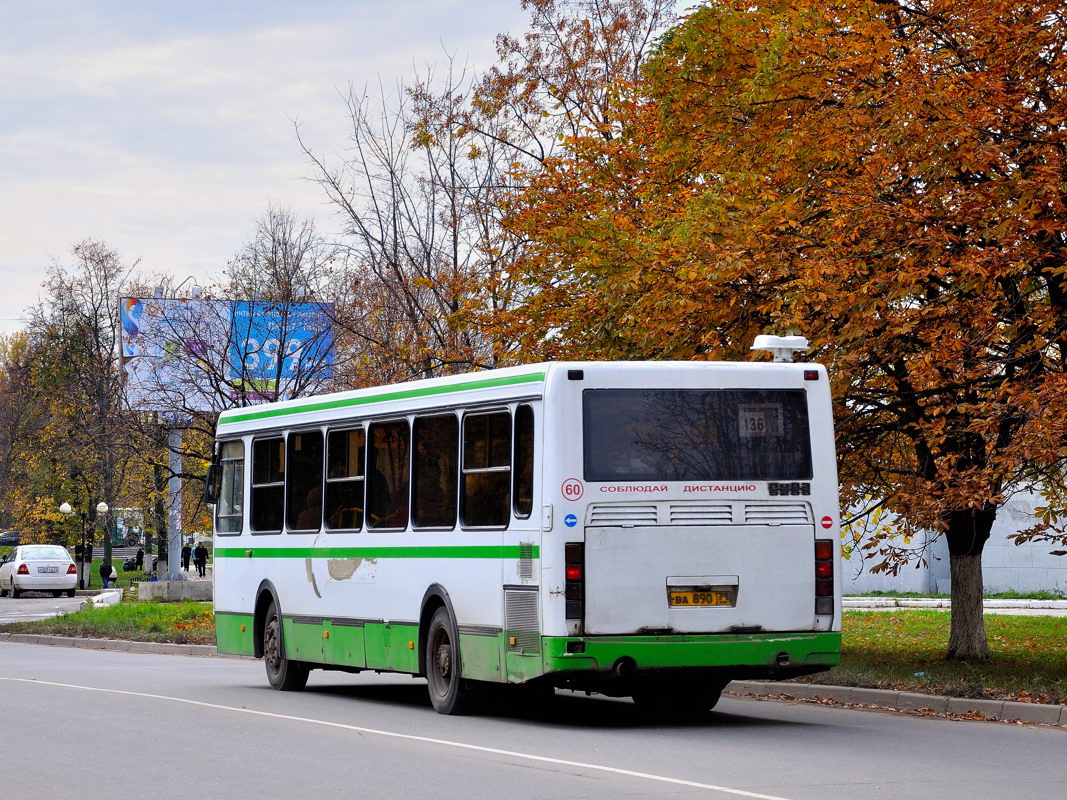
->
120, 297, 334, 412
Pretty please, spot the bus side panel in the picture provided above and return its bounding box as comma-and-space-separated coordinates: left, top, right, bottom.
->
459, 632, 506, 682
322, 620, 367, 668
363, 622, 388, 669
211, 545, 250, 626
303, 535, 508, 679
285, 618, 324, 663
215, 611, 255, 656
504, 651, 544, 683
362, 622, 419, 673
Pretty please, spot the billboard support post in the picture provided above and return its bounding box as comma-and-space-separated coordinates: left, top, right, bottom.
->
161, 426, 186, 582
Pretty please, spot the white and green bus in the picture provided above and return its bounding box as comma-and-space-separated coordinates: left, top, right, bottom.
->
207, 349, 841, 715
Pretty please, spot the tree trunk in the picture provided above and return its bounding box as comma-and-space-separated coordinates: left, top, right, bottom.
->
944, 506, 995, 660
947, 552, 988, 660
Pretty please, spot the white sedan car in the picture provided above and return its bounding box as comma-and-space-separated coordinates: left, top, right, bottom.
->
0, 544, 78, 598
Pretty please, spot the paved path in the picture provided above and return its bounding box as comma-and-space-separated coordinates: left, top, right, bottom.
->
844, 597, 1067, 616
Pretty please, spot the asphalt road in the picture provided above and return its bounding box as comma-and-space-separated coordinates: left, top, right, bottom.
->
0, 641, 1063, 800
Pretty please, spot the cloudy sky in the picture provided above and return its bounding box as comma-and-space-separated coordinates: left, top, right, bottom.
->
0, 0, 534, 334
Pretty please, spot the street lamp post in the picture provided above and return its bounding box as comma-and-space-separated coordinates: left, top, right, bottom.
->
59, 502, 86, 590
60, 501, 110, 590
96, 502, 110, 586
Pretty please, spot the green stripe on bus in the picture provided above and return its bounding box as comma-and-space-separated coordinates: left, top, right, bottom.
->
215, 545, 539, 559
218, 371, 546, 426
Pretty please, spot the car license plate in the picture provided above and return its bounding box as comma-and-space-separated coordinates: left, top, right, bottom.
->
668, 588, 736, 607
38, 566, 59, 574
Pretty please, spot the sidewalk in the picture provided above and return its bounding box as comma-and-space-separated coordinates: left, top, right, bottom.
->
844, 597, 1067, 616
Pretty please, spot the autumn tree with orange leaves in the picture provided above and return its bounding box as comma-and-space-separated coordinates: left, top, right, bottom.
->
500, 0, 1067, 659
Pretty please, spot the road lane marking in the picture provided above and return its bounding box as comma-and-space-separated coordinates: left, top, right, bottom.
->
2, 677, 793, 799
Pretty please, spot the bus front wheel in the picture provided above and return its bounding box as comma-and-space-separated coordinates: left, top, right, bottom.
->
425, 607, 473, 715
263, 601, 309, 691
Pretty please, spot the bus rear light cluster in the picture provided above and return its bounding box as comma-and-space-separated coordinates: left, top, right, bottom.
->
564, 543, 584, 624
815, 539, 834, 615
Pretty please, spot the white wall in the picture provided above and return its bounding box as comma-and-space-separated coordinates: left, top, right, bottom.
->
841, 492, 1067, 596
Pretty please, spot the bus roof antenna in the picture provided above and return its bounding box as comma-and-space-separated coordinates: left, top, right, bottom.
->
751, 334, 809, 362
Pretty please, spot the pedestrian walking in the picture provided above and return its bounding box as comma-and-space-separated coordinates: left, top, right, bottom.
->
99, 559, 114, 589
181, 542, 192, 571
135, 547, 144, 570
193, 543, 208, 578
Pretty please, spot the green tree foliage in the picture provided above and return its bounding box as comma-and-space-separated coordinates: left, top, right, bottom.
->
9, 241, 160, 561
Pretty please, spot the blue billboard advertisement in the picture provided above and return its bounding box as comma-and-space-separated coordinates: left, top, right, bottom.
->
228, 300, 334, 387
120, 297, 334, 412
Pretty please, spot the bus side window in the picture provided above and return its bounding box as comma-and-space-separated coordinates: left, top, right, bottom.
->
412, 415, 458, 529
367, 420, 410, 529
513, 405, 534, 519
216, 440, 245, 534
461, 411, 511, 527
286, 430, 324, 531
251, 437, 284, 532
325, 427, 365, 530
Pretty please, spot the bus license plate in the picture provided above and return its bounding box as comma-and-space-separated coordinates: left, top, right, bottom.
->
668, 588, 735, 607
38, 566, 59, 574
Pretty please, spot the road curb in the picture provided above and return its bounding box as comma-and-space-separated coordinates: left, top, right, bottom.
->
727, 680, 1067, 726
0, 632, 226, 658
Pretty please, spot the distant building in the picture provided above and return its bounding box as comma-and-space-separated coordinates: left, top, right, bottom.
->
843, 491, 1067, 596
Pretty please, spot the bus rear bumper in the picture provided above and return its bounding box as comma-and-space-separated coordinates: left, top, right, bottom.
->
541, 631, 841, 681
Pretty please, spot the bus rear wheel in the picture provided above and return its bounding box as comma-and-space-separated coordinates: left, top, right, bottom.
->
263, 601, 309, 691
425, 607, 473, 715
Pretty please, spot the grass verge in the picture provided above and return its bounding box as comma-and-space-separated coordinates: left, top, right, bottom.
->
804, 611, 1067, 705
1, 599, 215, 645
1, 603, 1064, 705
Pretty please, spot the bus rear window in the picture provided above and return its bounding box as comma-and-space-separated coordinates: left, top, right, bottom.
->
583, 389, 812, 482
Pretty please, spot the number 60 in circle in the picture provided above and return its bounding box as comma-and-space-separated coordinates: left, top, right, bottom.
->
561, 478, 584, 500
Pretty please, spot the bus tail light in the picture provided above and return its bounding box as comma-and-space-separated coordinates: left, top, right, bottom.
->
564, 543, 584, 624
815, 539, 834, 615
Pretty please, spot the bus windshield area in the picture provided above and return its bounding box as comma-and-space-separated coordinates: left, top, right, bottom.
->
583, 389, 812, 482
